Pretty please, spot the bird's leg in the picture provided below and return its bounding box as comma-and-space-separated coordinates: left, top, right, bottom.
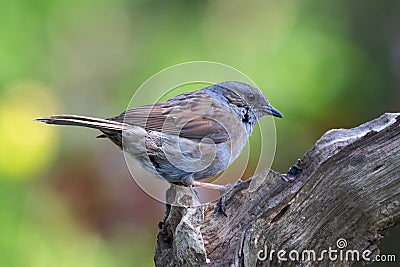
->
180, 175, 201, 206
192, 180, 242, 216
192, 181, 232, 193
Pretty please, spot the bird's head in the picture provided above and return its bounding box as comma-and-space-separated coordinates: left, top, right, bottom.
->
211, 81, 283, 120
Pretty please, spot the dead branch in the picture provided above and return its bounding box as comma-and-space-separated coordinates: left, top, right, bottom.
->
155, 113, 400, 267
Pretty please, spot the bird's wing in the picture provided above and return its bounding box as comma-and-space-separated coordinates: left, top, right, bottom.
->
111, 92, 235, 144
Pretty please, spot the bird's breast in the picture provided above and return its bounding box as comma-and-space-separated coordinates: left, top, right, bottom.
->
121, 121, 249, 182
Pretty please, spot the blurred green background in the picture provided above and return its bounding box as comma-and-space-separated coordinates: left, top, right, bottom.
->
1, 0, 399, 266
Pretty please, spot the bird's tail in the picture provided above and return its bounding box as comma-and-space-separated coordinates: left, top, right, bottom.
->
35, 115, 127, 131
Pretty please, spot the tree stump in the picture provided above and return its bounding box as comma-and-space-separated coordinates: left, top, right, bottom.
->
154, 113, 400, 267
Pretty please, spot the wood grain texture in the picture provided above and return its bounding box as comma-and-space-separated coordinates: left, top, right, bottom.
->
154, 113, 400, 267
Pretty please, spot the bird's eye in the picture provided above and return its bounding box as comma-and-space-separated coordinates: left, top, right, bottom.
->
248, 94, 255, 101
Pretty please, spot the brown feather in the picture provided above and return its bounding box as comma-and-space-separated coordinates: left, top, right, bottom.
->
110, 92, 232, 143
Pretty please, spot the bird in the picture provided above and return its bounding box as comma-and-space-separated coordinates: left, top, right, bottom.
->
35, 81, 283, 214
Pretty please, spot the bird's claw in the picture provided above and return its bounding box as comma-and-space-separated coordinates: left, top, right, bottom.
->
215, 179, 241, 216
218, 194, 227, 216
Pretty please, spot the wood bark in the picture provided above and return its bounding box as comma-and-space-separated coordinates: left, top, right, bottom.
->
154, 113, 400, 267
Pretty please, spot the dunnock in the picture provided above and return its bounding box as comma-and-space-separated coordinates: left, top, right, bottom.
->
36, 81, 283, 213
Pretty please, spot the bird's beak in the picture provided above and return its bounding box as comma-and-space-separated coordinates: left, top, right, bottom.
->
265, 105, 283, 118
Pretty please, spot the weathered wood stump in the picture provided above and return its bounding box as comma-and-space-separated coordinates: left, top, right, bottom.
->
155, 113, 400, 267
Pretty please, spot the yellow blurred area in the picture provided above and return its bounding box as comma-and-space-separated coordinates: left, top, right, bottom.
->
0, 81, 61, 180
